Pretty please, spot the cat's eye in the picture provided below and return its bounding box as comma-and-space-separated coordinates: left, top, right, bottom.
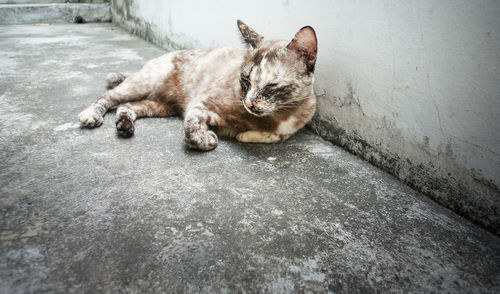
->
240, 75, 250, 93
262, 83, 291, 97
276, 85, 294, 96
262, 84, 277, 96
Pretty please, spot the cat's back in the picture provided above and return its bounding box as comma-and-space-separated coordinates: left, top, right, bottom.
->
175, 46, 245, 67
164, 46, 245, 99
174, 46, 245, 79
148, 46, 244, 73
144, 46, 244, 72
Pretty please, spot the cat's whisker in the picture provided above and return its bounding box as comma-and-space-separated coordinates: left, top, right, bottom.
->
276, 107, 296, 115
278, 104, 302, 108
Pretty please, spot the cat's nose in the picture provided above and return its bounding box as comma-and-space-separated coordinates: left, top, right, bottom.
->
245, 101, 254, 109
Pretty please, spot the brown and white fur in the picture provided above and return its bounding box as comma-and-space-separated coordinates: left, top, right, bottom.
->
78, 20, 318, 151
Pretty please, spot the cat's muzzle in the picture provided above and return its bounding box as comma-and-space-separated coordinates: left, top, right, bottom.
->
243, 99, 266, 116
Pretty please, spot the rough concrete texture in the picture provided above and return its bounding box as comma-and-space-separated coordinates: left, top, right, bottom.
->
1, 24, 499, 293
0, 3, 110, 25
308, 117, 500, 236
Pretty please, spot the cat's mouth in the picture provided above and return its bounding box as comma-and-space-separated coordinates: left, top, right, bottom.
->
243, 102, 266, 117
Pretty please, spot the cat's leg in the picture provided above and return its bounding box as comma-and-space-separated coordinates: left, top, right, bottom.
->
183, 103, 220, 151
105, 72, 127, 89
78, 75, 149, 128
115, 99, 175, 137
236, 131, 291, 143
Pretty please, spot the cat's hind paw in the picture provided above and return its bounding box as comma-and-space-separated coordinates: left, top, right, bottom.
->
184, 130, 218, 151
79, 107, 103, 128
116, 113, 135, 138
236, 131, 283, 143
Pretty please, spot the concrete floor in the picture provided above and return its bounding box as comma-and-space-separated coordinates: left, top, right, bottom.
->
0, 23, 499, 293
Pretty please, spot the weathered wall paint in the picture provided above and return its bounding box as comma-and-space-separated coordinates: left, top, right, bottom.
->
110, 0, 500, 234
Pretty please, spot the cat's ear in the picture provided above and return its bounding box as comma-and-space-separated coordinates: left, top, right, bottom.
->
287, 26, 318, 73
237, 20, 263, 49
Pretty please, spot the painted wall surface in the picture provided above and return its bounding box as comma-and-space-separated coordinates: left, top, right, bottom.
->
110, 0, 500, 233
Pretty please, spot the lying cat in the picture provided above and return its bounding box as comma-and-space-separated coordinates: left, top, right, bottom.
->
79, 20, 318, 151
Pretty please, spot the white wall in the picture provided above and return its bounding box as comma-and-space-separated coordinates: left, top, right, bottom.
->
111, 0, 500, 232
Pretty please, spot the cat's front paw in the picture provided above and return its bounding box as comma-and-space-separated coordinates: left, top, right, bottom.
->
184, 129, 218, 151
116, 113, 135, 138
79, 107, 103, 128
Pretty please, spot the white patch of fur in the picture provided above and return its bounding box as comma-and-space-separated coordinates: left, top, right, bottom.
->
250, 65, 258, 81
78, 106, 102, 127
185, 106, 206, 120
260, 65, 270, 83
207, 111, 221, 125
307, 94, 316, 106
277, 116, 299, 135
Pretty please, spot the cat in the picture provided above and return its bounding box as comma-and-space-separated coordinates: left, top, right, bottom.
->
78, 20, 318, 151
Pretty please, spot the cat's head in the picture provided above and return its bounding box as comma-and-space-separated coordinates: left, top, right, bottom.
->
237, 20, 317, 117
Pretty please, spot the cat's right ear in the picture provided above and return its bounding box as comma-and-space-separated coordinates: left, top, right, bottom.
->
237, 20, 263, 49
287, 26, 318, 73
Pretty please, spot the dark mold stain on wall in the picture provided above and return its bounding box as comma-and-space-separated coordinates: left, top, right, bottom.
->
308, 116, 500, 236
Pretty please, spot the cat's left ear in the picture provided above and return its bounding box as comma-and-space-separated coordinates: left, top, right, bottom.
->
237, 20, 264, 49
287, 26, 318, 73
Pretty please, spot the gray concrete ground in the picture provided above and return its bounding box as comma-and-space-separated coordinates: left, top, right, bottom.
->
0, 23, 499, 293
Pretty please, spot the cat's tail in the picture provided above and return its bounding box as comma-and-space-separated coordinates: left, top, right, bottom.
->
105, 72, 127, 89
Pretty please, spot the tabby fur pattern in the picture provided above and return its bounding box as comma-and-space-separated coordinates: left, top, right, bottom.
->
78, 20, 318, 151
